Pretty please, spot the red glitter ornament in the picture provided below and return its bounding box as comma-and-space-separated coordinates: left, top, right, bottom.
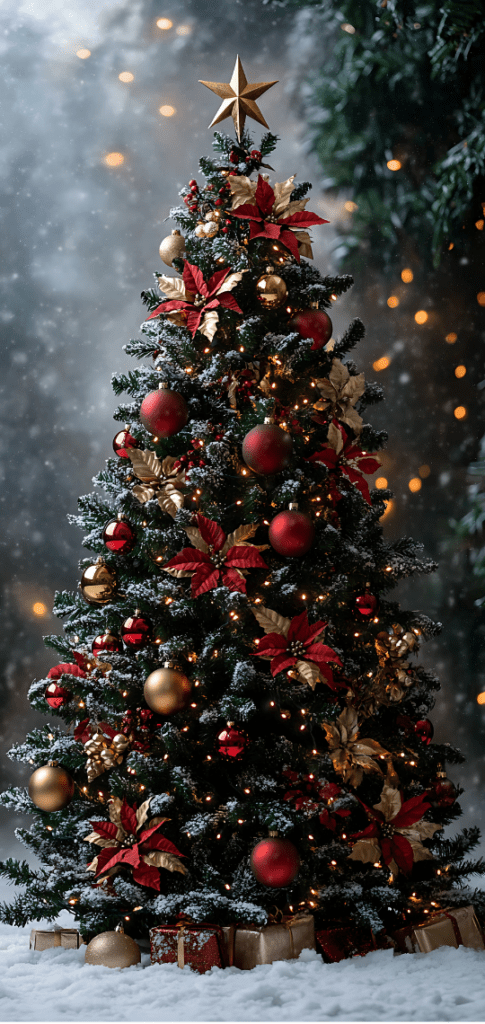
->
217, 723, 247, 759
290, 309, 333, 351
92, 632, 121, 657
414, 719, 434, 745
103, 519, 136, 554
268, 508, 315, 557
45, 662, 86, 708
112, 428, 139, 458
430, 772, 457, 808
355, 593, 378, 617
250, 836, 300, 888
45, 682, 70, 709
121, 614, 151, 650
242, 421, 293, 475
140, 385, 188, 438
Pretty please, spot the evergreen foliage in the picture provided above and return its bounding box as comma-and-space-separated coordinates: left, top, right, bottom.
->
1, 128, 484, 943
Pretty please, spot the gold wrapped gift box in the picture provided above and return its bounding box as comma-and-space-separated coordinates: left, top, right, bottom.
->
29, 928, 83, 951
222, 913, 315, 970
393, 905, 485, 955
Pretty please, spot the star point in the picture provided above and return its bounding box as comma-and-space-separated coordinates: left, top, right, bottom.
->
199, 55, 278, 141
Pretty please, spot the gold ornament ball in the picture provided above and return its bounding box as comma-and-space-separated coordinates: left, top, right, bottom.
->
144, 664, 192, 715
194, 223, 206, 238
204, 221, 219, 238
84, 926, 141, 969
28, 764, 75, 812
255, 273, 288, 309
80, 561, 117, 605
159, 229, 185, 268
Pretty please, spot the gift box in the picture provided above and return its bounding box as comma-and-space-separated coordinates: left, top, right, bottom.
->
393, 905, 485, 955
222, 913, 315, 970
149, 923, 226, 973
316, 925, 393, 963
29, 928, 83, 951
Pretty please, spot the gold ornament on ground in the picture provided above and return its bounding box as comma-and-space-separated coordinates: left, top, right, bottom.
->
322, 706, 391, 787
80, 560, 117, 605
83, 725, 130, 782
144, 663, 192, 715
313, 358, 365, 436
28, 764, 75, 811
159, 229, 185, 267
84, 924, 141, 969
127, 449, 185, 518
255, 273, 287, 309
199, 55, 277, 140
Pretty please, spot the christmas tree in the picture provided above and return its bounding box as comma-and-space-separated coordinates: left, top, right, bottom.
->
1, 58, 484, 949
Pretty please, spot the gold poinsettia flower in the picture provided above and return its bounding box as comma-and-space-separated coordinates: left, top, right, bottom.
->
128, 449, 185, 518
228, 173, 318, 258
313, 358, 365, 436
322, 706, 391, 787
85, 796, 186, 890
348, 782, 441, 875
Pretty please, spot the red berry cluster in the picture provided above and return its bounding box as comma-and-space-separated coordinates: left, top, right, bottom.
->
120, 708, 155, 753
174, 437, 206, 472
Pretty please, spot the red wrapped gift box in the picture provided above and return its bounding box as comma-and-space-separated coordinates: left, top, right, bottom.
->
316, 926, 393, 962
149, 923, 226, 973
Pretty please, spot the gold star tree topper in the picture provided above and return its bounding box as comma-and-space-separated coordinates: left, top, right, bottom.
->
199, 56, 277, 141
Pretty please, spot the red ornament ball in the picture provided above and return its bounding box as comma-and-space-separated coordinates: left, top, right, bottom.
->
290, 309, 333, 351
45, 682, 69, 709
92, 632, 121, 657
217, 724, 247, 759
251, 836, 300, 888
103, 519, 136, 554
121, 614, 151, 650
430, 773, 457, 808
242, 423, 293, 475
355, 593, 378, 617
140, 387, 188, 438
268, 509, 315, 557
414, 719, 434, 745
112, 428, 139, 459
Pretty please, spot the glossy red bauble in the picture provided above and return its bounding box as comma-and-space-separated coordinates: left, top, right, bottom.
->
103, 519, 136, 554
290, 309, 333, 351
121, 615, 151, 650
140, 387, 188, 438
268, 509, 315, 557
92, 632, 122, 657
217, 725, 247, 759
355, 593, 378, 617
45, 682, 70, 709
429, 773, 457, 808
250, 837, 300, 888
112, 428, 139, 459
242, 423, 293, 475
414, 719, 434, 745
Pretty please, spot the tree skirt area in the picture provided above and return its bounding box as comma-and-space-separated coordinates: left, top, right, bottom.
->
0, 920, 484, 1023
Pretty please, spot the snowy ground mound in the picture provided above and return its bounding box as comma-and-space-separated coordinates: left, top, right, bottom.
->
0, 919, 484, 1022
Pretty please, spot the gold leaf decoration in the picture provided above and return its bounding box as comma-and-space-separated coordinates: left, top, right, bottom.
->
157, 275, 187, 301
199, 309, 220, 341
228, 175, 257, 210
252, 604, 291, 637
322, 706, 390, 787
314, 358, 365, 436
294, 659, 323, 690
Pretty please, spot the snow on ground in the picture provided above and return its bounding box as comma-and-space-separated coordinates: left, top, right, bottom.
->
0, 917, 484, 1022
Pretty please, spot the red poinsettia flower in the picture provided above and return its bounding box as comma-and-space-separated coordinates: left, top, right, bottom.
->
253, 607, 343, 690
163, 513, 268, 598
283, 772, 351, 831
230, 176, 328, 262
85, 797, 186, 891
307, 422, 380, 505
145, 260, 244, 339
349, 784, 441, 875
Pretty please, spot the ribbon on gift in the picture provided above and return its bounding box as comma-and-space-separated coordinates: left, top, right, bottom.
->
174, 920, 225, 970
442, 910, 464, 946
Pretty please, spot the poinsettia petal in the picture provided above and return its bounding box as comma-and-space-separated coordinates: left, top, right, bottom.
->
192, 565, 220, 597
120, 801, 138, 836
351, 823, 379, 841
231, 203, 263, 222
308, 448, 338, 469
343, 467, 371, 504
255, 175, 276, 217
356, 457, 381, 474
185, 310, 203, 337
256, 633, 288, 656
221, 567, 247, 593
218, 292, 243, 314
302, 620, 328, 646
74, 718, 91, 743
287, 609, 311, 643
225, 545, 267, 569
90, 821, 118, 841
146, 300, 189, 321
197, 514, 226, 552
305, 641, 343, 667
282, 210, 329, 228
183, 261, 207, 297
279, 228, 301, 261
165, 548, 212, 571
390, 833, 414, 873
143, 833, 185, 857
91, 846, 119, 875
270, 652, 297, 676
206, 266, 230, 297
132, 861, 161, 890
393, 797, 431, 829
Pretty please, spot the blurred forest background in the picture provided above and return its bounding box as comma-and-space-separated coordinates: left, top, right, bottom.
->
1, 0, 484, 872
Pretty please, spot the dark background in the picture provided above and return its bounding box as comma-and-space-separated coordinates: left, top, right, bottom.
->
1, 0, 484, 879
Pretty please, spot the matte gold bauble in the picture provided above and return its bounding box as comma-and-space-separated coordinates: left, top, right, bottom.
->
84, 925, 141, 969
144, 662, 191, 715
159, 229, 185, 268
255, 273, 288, 309
28, 764, 74, 811
80, 561, 117, 605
